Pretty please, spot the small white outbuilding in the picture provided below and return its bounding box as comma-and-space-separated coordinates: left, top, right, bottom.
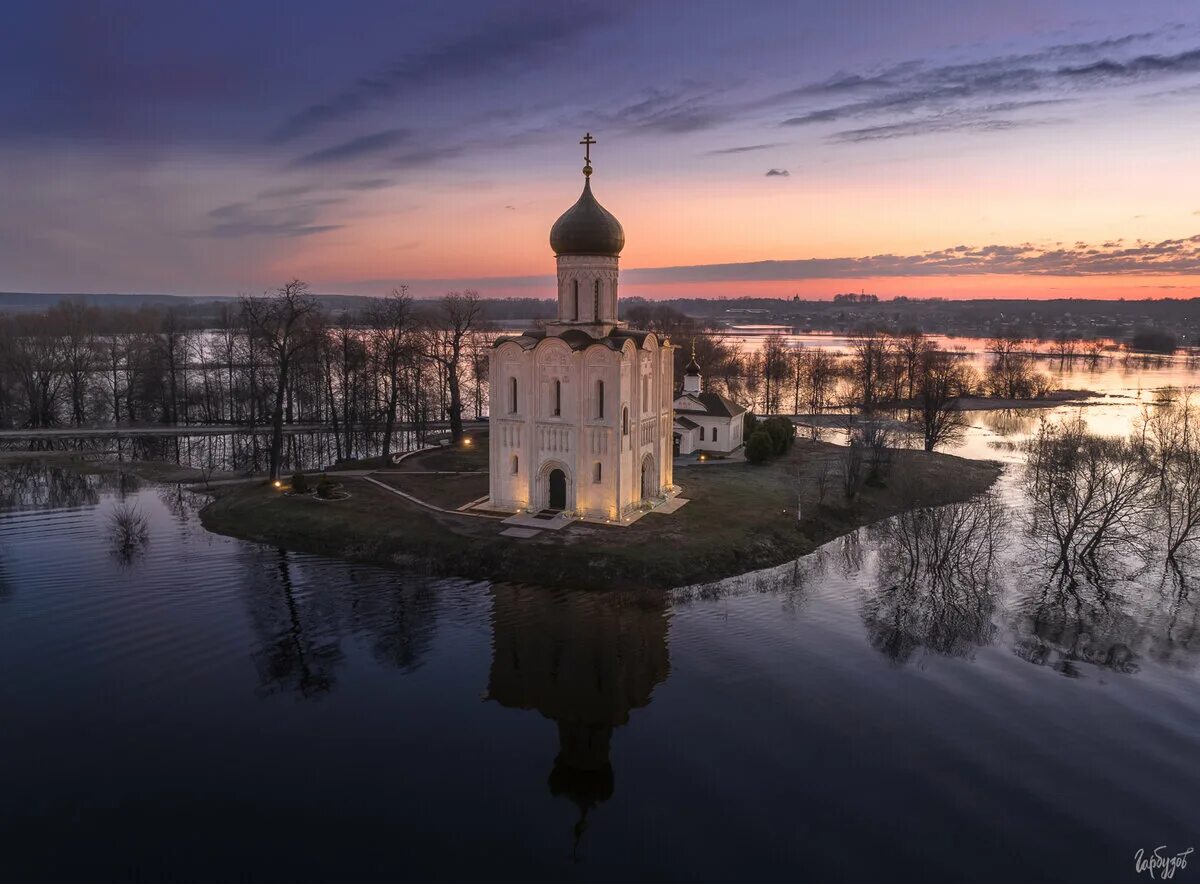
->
672, 349, 748, 456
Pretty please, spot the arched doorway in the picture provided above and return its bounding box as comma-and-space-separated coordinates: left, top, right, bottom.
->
548, 469, 567, 511
640, 454, 657, 501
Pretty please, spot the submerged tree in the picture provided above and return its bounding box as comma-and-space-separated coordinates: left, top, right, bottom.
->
1024, 416, 1154, 582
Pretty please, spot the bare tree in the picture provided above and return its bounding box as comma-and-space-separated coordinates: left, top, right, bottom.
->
1024, 417, 1154, 580
423, 291, 482, 443
760, 333, 789, 414
895, 330, 925, 421
804, 349, 839, 415
241, 280, 321, 479
849, 330, 893, 412
367, 287, 414, 462
1, 314, 69, 427
54, 301, 99, 426
916, 346, 967, 452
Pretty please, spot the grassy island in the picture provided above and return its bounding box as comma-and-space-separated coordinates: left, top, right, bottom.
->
197, 436, 1002, 590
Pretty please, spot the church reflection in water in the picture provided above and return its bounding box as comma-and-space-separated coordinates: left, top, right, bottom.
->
484, 584, 670, 853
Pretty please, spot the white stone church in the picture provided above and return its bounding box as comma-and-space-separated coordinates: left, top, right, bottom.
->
487, 136, 677, 523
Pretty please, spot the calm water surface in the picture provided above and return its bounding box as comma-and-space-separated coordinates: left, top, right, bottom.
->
2, 392, 1198, 880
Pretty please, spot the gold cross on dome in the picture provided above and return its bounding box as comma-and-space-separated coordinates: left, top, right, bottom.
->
580, 132, 596, 176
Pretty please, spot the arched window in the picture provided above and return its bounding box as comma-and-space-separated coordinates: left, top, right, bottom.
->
512, 455, 519, 474
622, 406, 629, 436
594, 279, 600, 320
713, 427, 719, 442
572, 280, 579, 321
699, 426, 705, 441
553, 379, 561, 416
509, 377, 518, 414
593, 462, 602, 483
596, 380, 604, 419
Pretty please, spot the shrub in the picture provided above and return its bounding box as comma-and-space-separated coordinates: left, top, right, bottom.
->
316, 474, 336, 499
743, 411, 759, 439
745, 430, 774, 464
762, 416, 796, 455
291, 471, 310, 494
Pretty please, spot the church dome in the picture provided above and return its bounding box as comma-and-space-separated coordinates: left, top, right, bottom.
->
550, 178, 625, 257
684, 354, 701, 376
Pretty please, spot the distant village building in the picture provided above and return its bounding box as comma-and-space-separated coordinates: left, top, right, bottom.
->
672, 346, 747, 456
486, 135, 676, 521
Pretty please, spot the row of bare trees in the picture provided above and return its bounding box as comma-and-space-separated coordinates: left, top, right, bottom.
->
0, 282, 489, 478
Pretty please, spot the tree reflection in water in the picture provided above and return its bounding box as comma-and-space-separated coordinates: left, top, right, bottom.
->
484, 585, 669, 860
862, 493, 1006, 664
1010, 547, 1200, 678
980, 408, 1039, 438
0, 462, 105, 511
237, 549, 439, 698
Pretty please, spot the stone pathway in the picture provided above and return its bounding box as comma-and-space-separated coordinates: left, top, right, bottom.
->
498, 527, 541, 539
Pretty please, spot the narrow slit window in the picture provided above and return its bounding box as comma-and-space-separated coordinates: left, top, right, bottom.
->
700, 426, 705, 441
622, 406, 629, 436
553, 379, 561, 416
594, 462, 602, 483
512, 455, 519, 474
594, 279, 600, 320
597, 380, 604, 419
509, 377, 518, 414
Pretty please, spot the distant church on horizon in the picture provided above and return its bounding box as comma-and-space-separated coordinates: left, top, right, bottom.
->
486, 134, 678, 523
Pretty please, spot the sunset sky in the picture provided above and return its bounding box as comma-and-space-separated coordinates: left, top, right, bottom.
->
3, 0, 1200, 300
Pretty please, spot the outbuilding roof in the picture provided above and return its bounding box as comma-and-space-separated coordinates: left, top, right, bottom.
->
675, 392, 748, 418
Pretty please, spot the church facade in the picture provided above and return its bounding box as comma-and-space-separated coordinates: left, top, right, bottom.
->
487, 136, 675, 522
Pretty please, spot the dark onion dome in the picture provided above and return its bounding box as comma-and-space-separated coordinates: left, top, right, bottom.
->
684, 354, 701, 375
550, 178, 625, 257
